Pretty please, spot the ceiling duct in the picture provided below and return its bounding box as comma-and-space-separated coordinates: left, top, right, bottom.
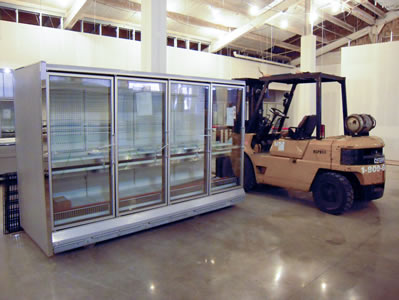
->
375, 0, 399, 11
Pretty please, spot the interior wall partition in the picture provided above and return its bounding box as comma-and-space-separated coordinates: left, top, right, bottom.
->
15, 62, 245, 256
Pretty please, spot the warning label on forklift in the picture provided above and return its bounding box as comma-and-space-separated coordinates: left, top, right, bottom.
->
275, 141, 285, 151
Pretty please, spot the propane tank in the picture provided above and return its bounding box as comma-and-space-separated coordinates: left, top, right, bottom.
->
345, 114, 376, 136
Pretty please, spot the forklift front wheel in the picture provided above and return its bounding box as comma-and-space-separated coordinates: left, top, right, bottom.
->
312, 172, 354, 215
244, 155, 256, 192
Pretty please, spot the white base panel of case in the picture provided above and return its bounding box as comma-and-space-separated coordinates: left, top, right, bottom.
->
52, 188, 245, 254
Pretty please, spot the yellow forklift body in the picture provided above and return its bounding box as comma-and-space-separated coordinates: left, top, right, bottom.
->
244, 134, 385, 192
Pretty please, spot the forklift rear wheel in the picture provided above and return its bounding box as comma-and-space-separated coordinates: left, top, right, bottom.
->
244, 155, 256, 192
312, 172, 354, 215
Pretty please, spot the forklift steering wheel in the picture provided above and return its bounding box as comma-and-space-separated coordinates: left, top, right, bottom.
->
270, 107, 287, 118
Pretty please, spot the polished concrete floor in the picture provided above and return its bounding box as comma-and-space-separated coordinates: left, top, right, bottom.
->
1, 166, 398, 300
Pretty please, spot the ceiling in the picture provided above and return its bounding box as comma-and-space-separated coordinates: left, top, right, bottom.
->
376, 0, 399, 10
0, 0, 396, 64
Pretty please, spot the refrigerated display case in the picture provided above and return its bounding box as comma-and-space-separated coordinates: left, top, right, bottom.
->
14, 62, 245, 256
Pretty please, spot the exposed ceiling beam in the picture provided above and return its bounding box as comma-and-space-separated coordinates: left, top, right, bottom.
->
104, 0, 316, 48
97, 0, 234, 32
167, 11, 232, 32
262, 53, 292, 62
233, 52, 295, 68
320, 12, 355, 32
362, 2, 385, 18
375, 10, 399, 26
0, 0, 65, 15
299, 2, 357, 32
208, 0, 302, 53
230, 45, 292, 62
81, 13, 215, 44
82, 11, 293, 60
291, 10, 399, 66
370, 10, 399, 36
246, 33, 300, 52
64, 0, 90, 29
167, 12, 302, 52
188, 0, 323, 42
341, 3, 376, 25
259, 15, 323, 41
169, 15, 301, 52
96, 0, 141, 11
252, 22, 325, 43
353, 0, 385, 18
194, 0, 250, 17
255, 22, 325, 43
291, 26, 370, 65
273, 40, 301, 52
83, 11, 298, 56
318, 26, 370, 55
97, 0, 301, 52
352, 7, 376, 24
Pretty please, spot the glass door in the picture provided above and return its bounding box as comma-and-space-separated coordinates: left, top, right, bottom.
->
48, 75, 114, 227
169, 82, 209, 201
0, 70, 15, 139
211, 85, 244, 192
117, 79, 166, 213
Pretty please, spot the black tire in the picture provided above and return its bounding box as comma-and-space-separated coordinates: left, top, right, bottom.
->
312, 172, 354, 215
244, 155, 256, 192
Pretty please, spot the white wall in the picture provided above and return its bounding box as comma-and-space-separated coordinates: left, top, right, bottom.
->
288, 51, 343, 134
294, 35, 316, 127
0, 21, 291, 79
342, 41, 399, 161
167, 46, 292, 80
316, 52, 344, 138
0, 21, 141, 71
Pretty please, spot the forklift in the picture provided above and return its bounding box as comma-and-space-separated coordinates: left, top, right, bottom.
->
242, 72, 385, 215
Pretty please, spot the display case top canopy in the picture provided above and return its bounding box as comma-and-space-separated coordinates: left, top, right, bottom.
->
17, 61, 246, 86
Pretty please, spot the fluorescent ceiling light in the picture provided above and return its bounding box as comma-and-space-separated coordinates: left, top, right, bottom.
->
309, 11, 318, 24
209, 5, 220, 17
249, 4, 260, 16
167, 1, 178, 12
280, 19, 288, 29
331, 1, 341, 13
53, 0, 74, 10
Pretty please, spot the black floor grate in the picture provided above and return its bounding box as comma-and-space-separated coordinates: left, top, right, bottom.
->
3, 173, 22, 234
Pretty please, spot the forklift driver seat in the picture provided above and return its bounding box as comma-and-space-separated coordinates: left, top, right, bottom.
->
288, 115, 317, 140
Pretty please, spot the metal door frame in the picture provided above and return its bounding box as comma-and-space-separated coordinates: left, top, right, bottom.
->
210, 84, 245, 194
115, 76, 169, 216
168, 80, 211, 204
47, 72, 116, 231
